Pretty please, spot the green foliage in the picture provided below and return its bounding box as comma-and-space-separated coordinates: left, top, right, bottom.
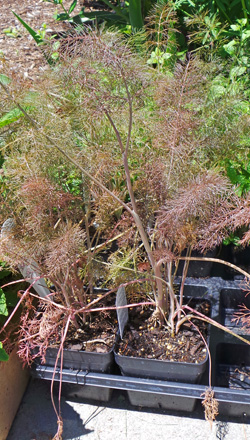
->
128, 0, 144, 30
0, 288, 10, 362
45, 0, 144, 30
162, 0, 250, 61
186, 11, 226, 59
0, 288, 8, 317
172, 0, 250, 25
147, 47, 172, 66
0, 107, 24, 128
220, 19, 250, 81
0, 262, 11, 280
2, 27, 20, 38
226, 154, 250, 196
44, 0, 129, 26
0, 74, 11, 86
51, 168, 83, 196
12, 11, 44, 45
12, 12, 57, 65
223, 232, 241, 246
194, 58, 250, 170
0, 342, 9, 362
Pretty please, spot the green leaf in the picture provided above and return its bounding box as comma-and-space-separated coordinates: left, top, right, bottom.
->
12, 12, 43, 45
0, 74, 11, 86
51, 52, 59, 60
12, 12, 56, 65
231, 24, 241, 31
69, 0, 77, 14
0, 343, 9, 362
4, 290, 18, 308
163, 53, 172, 60
129, 0, 143, 30
210, 84, 226, 97
0, 107, 24, 128
242, 30, 250, 40
231, 0, 241, 7
230, 66, 246, 78
45, 0, 62, 3
0, 289, 8, 317
223, 40, 236, 56
55, 12, 70, 21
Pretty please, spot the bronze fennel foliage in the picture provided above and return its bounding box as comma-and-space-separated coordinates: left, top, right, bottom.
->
0, 30, 249, 334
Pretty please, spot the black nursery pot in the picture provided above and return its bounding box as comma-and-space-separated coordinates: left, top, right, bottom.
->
42, 346, 114, 373
114, 293, 210, 385
114, 340, 208, 383
114, 294, 209, 412
33, 343, 116, 403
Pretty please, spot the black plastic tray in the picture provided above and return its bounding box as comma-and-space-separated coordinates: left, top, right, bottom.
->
32, 363, 250, 415
30, 277, 250, 416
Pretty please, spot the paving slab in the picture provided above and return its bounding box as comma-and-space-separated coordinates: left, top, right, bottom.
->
7, 378, 250, 440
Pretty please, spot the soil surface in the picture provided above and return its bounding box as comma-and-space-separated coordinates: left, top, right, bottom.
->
64, 300, 117, 353
45, 292, 117, 354
0, 0, 83, 80
117, 299, 210, 364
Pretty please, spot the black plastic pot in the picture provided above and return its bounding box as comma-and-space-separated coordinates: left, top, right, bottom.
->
41, 346, 114, 373
59, 381, 113, 403
114, 289, 210, 384
118, 388, 197, 412
114, 285, 208, 383
33, 344, 115, 403
114, 344, 208, 383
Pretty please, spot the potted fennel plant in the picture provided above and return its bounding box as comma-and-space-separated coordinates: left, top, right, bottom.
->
1, 29, 250, 435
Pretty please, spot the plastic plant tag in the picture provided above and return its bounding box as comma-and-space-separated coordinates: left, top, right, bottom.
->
18, 261, 51, 298
116, 286, 128, 339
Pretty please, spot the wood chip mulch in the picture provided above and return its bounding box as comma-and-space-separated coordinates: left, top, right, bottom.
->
0, 0, 83, 80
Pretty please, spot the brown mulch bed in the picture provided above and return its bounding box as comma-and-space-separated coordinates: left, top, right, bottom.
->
0, 0, 83, 80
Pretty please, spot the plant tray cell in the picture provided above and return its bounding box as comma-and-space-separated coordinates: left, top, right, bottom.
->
176, 249, 216, 278
60, 382, 113, 402
181, 284, 209, 298
216, 343, 250, 389
219, 288, 250, 334
126, 390, 197, 412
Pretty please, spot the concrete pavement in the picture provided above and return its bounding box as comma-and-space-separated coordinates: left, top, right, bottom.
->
7, 378, 250, 440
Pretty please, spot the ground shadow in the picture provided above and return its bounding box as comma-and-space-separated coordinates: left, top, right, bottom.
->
7, 379, 94, 440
